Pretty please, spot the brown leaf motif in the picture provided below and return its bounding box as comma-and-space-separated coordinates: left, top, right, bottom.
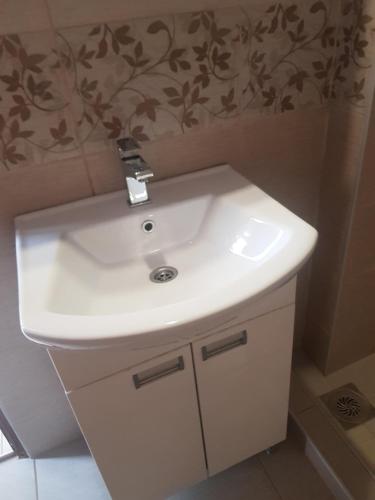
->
0, 0, 374, 170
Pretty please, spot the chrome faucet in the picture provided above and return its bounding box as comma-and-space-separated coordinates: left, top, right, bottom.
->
117, 137, 154, 207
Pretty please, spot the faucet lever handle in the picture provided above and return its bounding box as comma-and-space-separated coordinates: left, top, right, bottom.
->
117, 137, 140, 160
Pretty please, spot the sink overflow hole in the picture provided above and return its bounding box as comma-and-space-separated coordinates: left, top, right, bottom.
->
150, 266, 178, 283
142, 220, 155, 233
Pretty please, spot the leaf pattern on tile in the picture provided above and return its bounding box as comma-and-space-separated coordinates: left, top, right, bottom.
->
0, 33, 77, 170
238, 1, 340, 113
0, 0, 374, 170
332, 0, 374, 105
57, 8, 242, 148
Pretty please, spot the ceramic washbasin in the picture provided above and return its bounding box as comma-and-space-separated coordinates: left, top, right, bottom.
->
15, 165, 317, 349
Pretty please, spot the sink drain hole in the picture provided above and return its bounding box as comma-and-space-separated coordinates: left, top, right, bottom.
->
150, 266, 178, 283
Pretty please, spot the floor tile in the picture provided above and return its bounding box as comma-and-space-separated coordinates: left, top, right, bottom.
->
0, 457, 36, 500
294, 349, 375, 475
169, 456, 280, 500
259, 434, 335, 500
299, 406, 375, 500
35, 439, 110, 500
0, 432, 340, 500
354, 439, 375, 470
289, 374, 315, 415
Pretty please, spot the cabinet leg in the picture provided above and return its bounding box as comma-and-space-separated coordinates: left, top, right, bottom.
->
265, 447, 273, 455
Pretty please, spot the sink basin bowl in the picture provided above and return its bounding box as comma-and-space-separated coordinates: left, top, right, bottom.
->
15, 165, 317, 349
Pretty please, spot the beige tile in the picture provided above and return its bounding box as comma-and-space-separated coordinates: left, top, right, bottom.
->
0, 0, 50, 34
303, 321, 331, 375
169, 456, 280, 500
294, 263, 313, 345
306, 231, 344, 334
84, 149, 123, 195
321, 352, 375, 397
87, 107, 326, 216
304, 104, 371, 372
57, 8, 243, 152
318, 105, 366, 234
50, 2, 333, 164
345, 202, 375, 277
298, 406, 375, 500
333, 2, 375, 109
0, 156, 93, 219
346, 424, 375, 445
367, 418, 375, 436
358, 96, 375, 207
0, 30, 82, 170
304, 440, 353, 500
326, 271, 375, 372
289, 374, 315, 415
293, 351, 331, 396
258, 432, 335, 500
47, 0, 248, 27
352, 438, 375, 471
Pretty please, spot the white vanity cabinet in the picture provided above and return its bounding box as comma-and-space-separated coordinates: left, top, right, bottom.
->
68, 345, 207, 500
192, 305, 295, 476
50, 281, 297, 500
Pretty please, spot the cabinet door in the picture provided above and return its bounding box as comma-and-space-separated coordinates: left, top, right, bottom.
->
192, 305, 295, 476
68, 346, 207, 500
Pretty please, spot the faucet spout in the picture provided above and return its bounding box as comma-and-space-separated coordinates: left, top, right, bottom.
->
116, 138, 154, 207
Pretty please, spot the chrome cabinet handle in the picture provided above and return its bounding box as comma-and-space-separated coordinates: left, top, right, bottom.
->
201, 330, 247, 361
133, 356, 184, 389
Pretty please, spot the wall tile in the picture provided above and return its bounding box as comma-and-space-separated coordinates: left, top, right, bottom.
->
52, 1, 342, 158
0, 157, 93, 218
318, 105, 367, 232
0, 31, 81, 169
305, 103, 372, 371
239, 0, 338, 114
326, 268, 375, 372
57, 7, 243, 154
357, 91, 375, 207
0, 157, 92, 456
345, 202, 375, 276
332, 0, 375, 108
298, 405, 375, 500
46, 0, 250, 28
0, 0, 50, 35
1, 1, 374, 174
303, 320, 331, 373
86, 107, 326, 223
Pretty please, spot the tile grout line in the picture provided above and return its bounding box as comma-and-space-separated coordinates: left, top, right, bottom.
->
255, 455, 284, 500
33, 459, 39, 500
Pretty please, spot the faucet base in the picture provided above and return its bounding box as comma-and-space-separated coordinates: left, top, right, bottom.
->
127, 198, 152, 208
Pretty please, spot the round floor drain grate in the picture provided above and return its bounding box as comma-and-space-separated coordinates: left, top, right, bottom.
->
336, 395, 361, 418
325, 387, 372, 426
150, 266, 178, 283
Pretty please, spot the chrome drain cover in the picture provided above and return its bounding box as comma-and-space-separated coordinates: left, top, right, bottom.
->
320, 383, 375, 429
150, 266, 178, 283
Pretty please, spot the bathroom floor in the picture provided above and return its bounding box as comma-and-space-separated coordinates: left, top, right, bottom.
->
0, 430, 13, 459
0, 430, 334, 500
294, 351, 375, 474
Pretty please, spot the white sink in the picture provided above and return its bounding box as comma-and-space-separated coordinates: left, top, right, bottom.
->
15, 165, 317, 349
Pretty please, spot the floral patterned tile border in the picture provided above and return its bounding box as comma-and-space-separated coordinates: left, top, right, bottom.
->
0, 31, 80, 170
0, 0, 374, 170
